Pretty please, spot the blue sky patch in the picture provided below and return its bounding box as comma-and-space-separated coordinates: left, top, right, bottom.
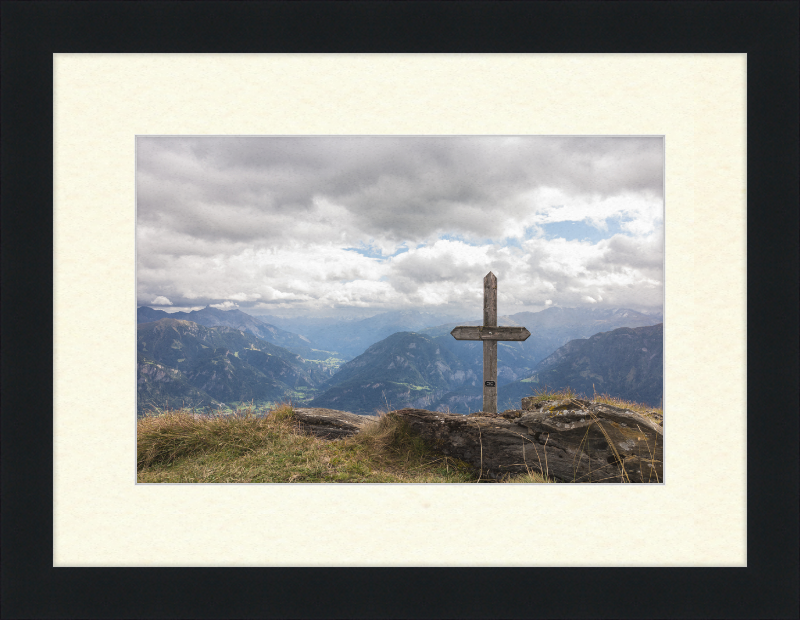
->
344, 245, 410, 260
541, 217, 629, 243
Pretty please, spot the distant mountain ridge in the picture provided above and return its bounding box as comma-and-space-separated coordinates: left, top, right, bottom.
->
137, 306, 338, 362
309, 322, 664, 415
308, 331, 480, 414
254, 309, 465, 360
529, 323, 664, 406
137, 318, 333, 414
422, 306, 661, 368
141, 304, 661, 369
255, 306, 661, 367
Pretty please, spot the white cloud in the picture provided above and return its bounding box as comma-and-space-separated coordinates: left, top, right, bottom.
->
151, 296, 172, 305
228, 292, 261, 302
209, 301, 239, 310
137, 137, 664, 316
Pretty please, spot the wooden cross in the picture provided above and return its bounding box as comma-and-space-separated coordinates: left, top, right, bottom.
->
450, 272, 531, 413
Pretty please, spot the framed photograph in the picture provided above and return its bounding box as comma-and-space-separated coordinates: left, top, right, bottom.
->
4, 2, 796, 618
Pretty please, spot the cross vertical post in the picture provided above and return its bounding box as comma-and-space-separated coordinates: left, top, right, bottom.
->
483, 272, 498, 412
450, 272, 531, 414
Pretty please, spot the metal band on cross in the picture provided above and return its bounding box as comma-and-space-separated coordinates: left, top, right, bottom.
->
450, 272, 530, 413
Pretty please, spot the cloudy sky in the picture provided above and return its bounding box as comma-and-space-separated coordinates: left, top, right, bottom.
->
137, 136, 664, 319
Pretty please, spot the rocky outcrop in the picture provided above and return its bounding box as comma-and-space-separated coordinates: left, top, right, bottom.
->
393, 399, 663, 483
291, 408, 375, 439
286, 399, 663, 482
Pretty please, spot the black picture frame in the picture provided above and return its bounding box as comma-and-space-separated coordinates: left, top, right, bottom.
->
2, 2, 797, 618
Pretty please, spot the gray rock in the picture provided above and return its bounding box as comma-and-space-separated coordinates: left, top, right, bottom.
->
393, 400, 663, 483
291, 407, 375, 439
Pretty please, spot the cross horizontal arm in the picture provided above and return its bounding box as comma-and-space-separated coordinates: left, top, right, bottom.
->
450, 326, 531, 341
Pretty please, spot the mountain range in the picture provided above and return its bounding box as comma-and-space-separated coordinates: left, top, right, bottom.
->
428, 323, 664, 412
422, 306, 662, 368
307, 331, 479, 413
528, 323, 664, 407
308, 323, 664, 414
135, 305, 663, 415
137, 318, 334, 414
253, 310, 463, 360
137, 305, 341, 363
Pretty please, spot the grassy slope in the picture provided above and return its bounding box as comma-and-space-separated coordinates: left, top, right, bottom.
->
136, 404, 551, 483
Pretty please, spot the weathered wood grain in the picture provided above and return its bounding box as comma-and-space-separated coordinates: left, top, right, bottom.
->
483, 340, 497, 411
450, 326, 531, 341
483, 272, 498, 412
483, 271, 497, 328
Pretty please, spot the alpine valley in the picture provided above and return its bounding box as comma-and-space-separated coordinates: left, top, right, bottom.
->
136, 305, 663, 415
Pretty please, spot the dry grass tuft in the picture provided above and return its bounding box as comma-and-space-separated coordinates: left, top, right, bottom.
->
137, 404, 478, 483
528, 385, 579, 404
343, 410, 476, 480
137, 403, 295, 470
529, 385, 663, 425
502, 470, 554, 483
591, 392, 663, 425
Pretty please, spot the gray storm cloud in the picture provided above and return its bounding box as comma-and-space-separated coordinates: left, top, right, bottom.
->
136, 136, 664, 315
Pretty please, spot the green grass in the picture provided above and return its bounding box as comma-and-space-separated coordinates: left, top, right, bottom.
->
137, 403, 554, 483
391, 381, 431, 392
